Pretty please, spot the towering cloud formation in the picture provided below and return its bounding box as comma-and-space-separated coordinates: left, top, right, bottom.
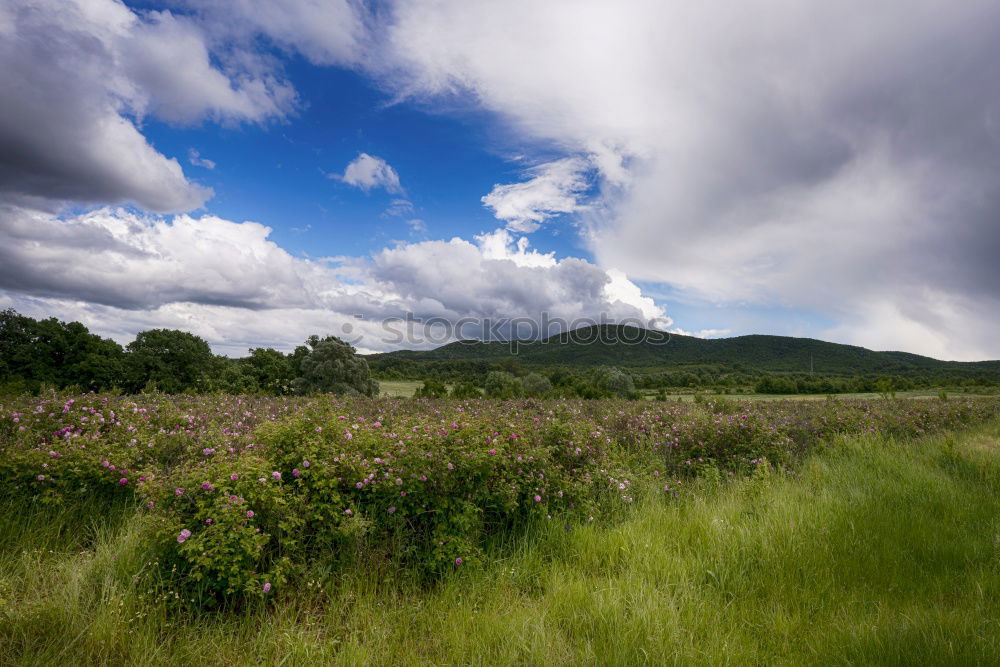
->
377, 0, 1000, 359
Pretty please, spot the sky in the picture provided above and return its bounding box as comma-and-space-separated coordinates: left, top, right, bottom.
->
1, 0, 998, 360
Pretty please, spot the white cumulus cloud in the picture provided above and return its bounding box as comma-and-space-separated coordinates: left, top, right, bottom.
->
337, 153, 404, 194
481, 158, 591, 233
0, 207, 669, 354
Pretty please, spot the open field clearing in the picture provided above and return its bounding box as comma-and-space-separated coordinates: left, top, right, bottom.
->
379, 381, 998, 402
377, 380, 429, 398
1, 394, 998, 664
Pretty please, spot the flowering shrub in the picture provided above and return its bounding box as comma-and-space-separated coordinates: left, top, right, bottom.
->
1, 390, 997, 604
147, 406, 613, 594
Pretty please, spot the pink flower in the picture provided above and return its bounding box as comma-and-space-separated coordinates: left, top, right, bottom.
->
246, 510, 255, 518
387, 506, 396, 514
292, 469, 301, 478
534, 495, 542, 502
204, 518, 212, 524
37, 474, 45, 481
455, 557, 463, 566
230, 473, 239, 481
263, 582, 272, 594
177, 529, 192, 543
302, 460, 310, 469
175, 488, 185, 496
201, 481, 214, 491
345, 431, 353, 440
488, 448, 496, 456
119, 477, 128, 486
271, 471, 281, 480
344, 509, 352, 516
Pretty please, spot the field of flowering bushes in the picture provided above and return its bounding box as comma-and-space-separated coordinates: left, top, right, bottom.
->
1, 392, 998, 607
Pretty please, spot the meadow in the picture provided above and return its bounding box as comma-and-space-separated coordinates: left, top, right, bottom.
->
1, 392, 998, 664
378, 379, 435, 398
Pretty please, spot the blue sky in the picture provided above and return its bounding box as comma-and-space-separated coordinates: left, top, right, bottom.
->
1, 1, 998, 360
144, 64, 501, 252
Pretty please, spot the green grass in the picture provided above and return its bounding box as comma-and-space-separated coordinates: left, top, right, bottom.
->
376, 379, 424, 397
381, 383, 993, 402
2, 423, 998, 665
377, 379, 455, 397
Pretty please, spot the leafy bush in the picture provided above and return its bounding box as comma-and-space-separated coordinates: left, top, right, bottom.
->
450, 381, 483, 399
593, 366, 635, 398
146, 404, 610, 596
522, 373, 553, 397
484, 371, 523, 398
414, 378, 449, 398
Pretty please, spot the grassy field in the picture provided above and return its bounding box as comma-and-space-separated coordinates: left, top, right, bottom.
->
376, 379, 453, 397
640, 388, 997, 402
1, 418, 997, 664
377, 380, 995, 401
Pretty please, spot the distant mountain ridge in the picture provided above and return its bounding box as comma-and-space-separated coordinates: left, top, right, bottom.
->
367, 324, 1000, 375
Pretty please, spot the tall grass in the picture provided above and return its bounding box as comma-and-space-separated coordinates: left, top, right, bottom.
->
2, 422, 998, 665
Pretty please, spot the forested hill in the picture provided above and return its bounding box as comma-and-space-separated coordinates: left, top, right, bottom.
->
367, 325, 1000, 376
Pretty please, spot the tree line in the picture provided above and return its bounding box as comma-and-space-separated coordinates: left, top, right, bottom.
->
373, 354, 998, 396
0, 310, 377, 396
4, 309, 994, 398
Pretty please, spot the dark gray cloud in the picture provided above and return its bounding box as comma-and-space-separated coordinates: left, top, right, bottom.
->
0, 1, 296, 212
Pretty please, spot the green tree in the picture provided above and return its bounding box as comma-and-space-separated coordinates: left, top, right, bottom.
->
291, 335, 379, 396
522, 372, 553, 397
414, 378, 449, 398
449, 381, 483, 398
206, 358, 261, 394
241, 347, 297, 394
125, 329, 214, 393
0, 309, 124, 391
593, 366, 635, 398
484, 370, 523, 398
